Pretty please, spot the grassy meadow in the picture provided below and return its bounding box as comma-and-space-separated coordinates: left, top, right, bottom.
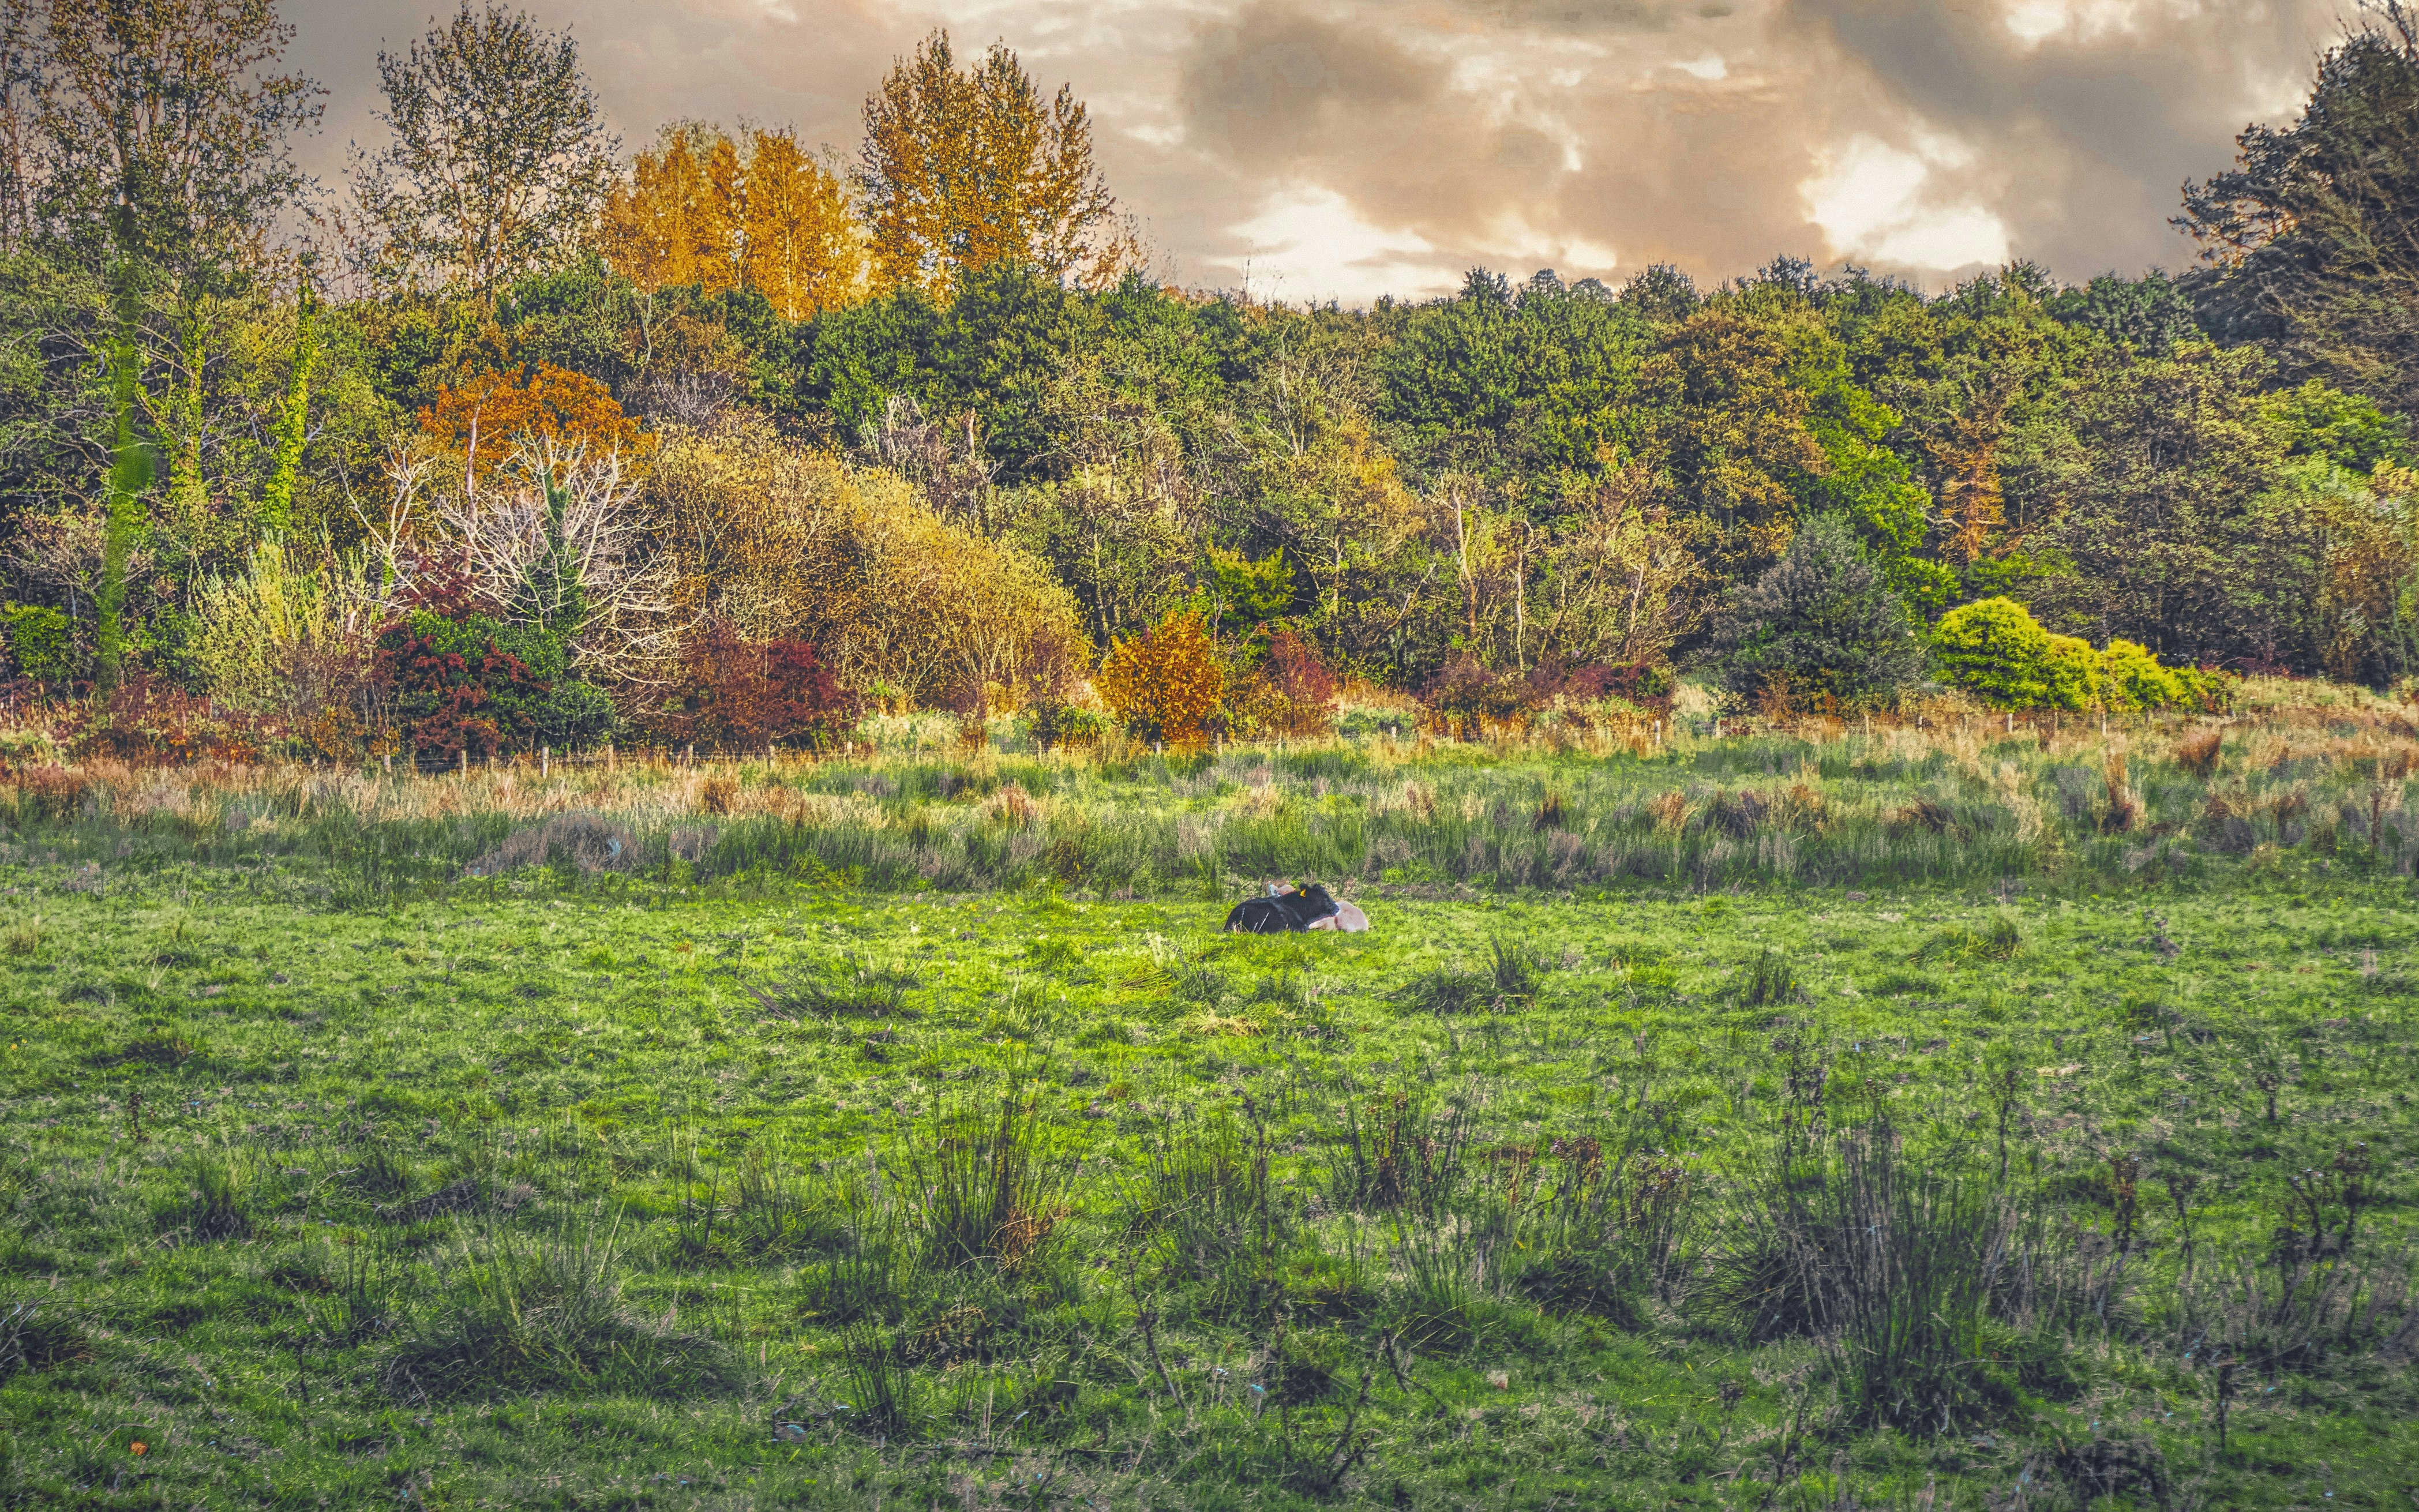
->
1, 703, 2417, 1508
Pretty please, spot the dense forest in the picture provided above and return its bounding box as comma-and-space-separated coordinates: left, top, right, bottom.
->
0, 0, 2414, 760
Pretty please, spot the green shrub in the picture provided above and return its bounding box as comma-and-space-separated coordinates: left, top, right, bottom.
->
2043, 634, 2100, 711
1742, 947, 1799, 1007
1931, 598, 2060, 708
1711, 516, 1925, 708
895, 1086, 1075, 1271
2097, 638, 2184, 711
1934, 598, 2212, 711
0, 604, 72, 687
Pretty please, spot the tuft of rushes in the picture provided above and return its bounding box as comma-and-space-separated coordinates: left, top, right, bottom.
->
384, 1202, 736, 1401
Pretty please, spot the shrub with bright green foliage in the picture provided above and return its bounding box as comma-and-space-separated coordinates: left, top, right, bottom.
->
1932, 597, 2223, 711
1932, 598, 2060, 708
1, 603, 73, 687
2098, 638, 2185, 711
2042, 633, 2101, 711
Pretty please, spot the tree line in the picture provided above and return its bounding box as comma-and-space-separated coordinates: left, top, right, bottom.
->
0, 0, 2412, 759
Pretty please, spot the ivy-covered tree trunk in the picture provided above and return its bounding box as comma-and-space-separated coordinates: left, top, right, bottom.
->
257, 282, 318, 539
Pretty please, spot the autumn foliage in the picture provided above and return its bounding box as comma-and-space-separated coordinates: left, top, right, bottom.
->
646, 620, 859, 750
421, 364, 651, 481
371, 618, 547, 762
1233, 626, 1338, 737
854, 31, 1138, 297
596, 123, 864, 320
1094, 610, 1225, 746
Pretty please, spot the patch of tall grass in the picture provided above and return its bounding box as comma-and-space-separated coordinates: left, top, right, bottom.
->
11, 705, 2419, 899
385, 1201, 736, 1400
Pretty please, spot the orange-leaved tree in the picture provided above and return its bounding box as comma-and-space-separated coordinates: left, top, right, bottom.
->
598, 122, 864, 320
854, 29, 1138, 299
1094, 609, 1224, 746
421, 363, 651, 484
738, 127, 864, 321
597, 122, 741, 294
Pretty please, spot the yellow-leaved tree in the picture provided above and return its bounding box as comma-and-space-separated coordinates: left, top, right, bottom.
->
1096, 610, 1225, 747
738, 127, 865, 321
598, 123, 864, 318
854, 30, 1139, 299
598, 123, 740, 294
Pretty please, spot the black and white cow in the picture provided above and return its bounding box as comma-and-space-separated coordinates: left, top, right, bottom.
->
1222, 883, 1342, 933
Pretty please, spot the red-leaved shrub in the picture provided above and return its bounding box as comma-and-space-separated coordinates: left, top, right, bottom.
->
66, 671, 263, 764
648, 621, 859, 749
1258, 627, 1338, 737
373, 620, 546, 762
1530, 658, 1676, 715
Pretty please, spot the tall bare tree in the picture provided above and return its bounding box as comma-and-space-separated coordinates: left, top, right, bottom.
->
350, 1, 615, 293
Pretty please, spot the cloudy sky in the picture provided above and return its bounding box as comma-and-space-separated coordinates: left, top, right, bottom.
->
285, 0, 2341, 305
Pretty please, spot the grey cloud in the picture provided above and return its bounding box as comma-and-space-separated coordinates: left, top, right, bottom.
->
1179, 3, 1453, 172
1436, 0, 1693, 35
1169, 0, 1827, 289
1779, 0, 2337, 273
275, 0, 2347, 303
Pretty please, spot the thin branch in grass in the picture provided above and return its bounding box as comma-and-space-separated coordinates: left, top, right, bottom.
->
1136, 1307, 1193, 1431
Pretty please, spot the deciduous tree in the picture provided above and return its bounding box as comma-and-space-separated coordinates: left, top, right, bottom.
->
419, 362, 648, 486
737, 127, 862, 321
854, 29, 1134, 298
598, 122, 863, 321
351, 1, 615, 293
0, 0, 320, 267
596, 122, 737, 296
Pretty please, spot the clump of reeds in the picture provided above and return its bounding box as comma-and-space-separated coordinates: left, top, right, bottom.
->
385, 1202, 736, 1401
2174, 726, 2223, 777
1393, 938, 1545, 1015
895, 1085, 1077, 1273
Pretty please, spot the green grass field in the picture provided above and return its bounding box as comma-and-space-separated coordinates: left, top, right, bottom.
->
2, 727, 2415, 1508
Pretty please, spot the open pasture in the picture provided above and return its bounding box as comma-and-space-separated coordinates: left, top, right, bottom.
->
0, 716, 2414, 1509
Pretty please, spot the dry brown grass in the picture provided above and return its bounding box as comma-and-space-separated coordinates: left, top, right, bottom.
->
6, 684, 2419, 863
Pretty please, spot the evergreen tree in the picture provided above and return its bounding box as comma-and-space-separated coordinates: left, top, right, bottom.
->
1711, 515, 1923, 707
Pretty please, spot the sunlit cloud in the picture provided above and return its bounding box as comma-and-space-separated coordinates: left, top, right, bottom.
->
278, 0, 2344, 303
1804, 134, 2011, 272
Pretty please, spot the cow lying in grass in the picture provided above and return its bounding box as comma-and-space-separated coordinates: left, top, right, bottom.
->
1222, 883, 1369, 933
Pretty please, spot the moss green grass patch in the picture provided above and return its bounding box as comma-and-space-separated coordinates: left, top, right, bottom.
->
2, 738, 2416, 1506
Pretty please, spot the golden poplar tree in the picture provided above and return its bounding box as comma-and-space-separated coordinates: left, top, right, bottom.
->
737, 127, 864, 320
854, 30, 1137, 298
598, 122, 740, 294
601, 122, 864, 318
